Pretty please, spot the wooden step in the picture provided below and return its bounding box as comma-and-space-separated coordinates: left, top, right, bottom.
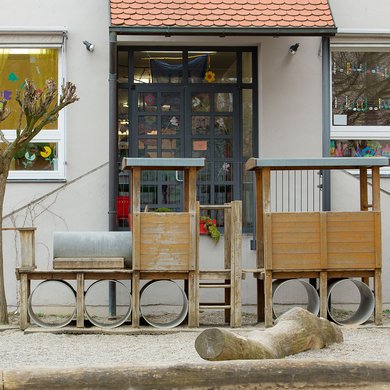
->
199, 270, 231, 279
199, 283, 231, 289
199, 304, 231, 310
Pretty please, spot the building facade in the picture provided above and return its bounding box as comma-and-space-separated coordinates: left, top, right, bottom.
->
1, 0, 390, 310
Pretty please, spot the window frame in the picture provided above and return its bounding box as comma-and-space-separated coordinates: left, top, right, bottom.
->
1, 43, 66, 181
330, 44, 390, 140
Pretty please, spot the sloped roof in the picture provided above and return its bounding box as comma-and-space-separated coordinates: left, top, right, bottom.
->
110, 0, 335, 35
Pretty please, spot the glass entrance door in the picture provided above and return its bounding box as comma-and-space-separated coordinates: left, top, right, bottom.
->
189, 87, 240, 205
132, 86, 184, 210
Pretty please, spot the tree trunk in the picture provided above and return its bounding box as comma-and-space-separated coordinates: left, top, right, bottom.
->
195, 307, 343, 361
0, 159, 11, 324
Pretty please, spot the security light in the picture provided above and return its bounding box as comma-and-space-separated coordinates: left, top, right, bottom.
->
289, 43, 300, 55
83, 40, 95, 52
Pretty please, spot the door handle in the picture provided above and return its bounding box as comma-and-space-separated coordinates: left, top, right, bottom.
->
175, 171, 183, 182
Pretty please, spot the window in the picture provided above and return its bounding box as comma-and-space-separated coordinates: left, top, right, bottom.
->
330, 47, 390, 159
0, 46, 64, 180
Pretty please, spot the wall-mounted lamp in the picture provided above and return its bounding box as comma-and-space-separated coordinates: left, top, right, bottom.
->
83, 40, 95, 52
289, 43, 300, 55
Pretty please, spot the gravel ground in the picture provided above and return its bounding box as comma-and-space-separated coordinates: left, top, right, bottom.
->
0, 309, 390, 369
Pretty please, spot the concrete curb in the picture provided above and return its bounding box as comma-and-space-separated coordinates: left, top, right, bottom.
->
1, 360, 390, 389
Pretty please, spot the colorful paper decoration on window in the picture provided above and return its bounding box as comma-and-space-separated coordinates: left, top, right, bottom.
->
8, 72, 19, 82
204, 70, 215, 83
40, 146, 52, 159
144, 93, 156, 106
3, 90, 12, 100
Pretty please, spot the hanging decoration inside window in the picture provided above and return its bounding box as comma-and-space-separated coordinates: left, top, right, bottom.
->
204, 55, 215, 83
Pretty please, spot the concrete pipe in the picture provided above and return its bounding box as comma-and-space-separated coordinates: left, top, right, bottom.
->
327, 279, 375, 325
84, 279, 132, 328
28, 280, 76, 328
272, 279, 320, 319
140, 280, 188, 328
53, 231, 132, 268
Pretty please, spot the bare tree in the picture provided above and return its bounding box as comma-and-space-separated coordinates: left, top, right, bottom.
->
0, 79, 78, 324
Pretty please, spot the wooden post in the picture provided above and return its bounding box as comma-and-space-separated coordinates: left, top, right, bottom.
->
230, 201, 242, 328
131, 167, 141, 270
374, 269, 383, 325
360, 168, 368, 211
224, 205, 231, 324
76, 273, 85, 328
371, 167, 381, 211
319, 271, 327, 319
132, 271, 140, 328
264, 270, 273, 327
188, 270, 198, 327
19, 273, 29, 330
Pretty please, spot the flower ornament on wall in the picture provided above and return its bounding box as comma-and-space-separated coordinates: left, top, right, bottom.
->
204, 70, 215, 83
40, 146, 52, 159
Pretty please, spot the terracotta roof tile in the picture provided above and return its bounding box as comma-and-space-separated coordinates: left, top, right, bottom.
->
110, 0, 335, 30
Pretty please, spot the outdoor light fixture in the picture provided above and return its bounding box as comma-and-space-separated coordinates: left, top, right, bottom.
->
83, 40, 95, 52
289, 43, 300, 55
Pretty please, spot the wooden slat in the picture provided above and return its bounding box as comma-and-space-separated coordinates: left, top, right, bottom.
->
199, 305, 231, 310
272, 242, 320, 254
199, 270, 231, 279
326, 212, 375, 222
199, 283, 231, 288
327, 231, 374, 242
272, 232, 320, 244
53, 258, 125, 270
140, 212, 189, 225
272, 223, 320, 233
188, 270, 199, 327
328, 243, 374, 253
327, 222, 374, 233
270, 212, 320, 222
140, 243, 190, 255
140, 253, 189, 271
264, 270, 273, 328
272, 255, 321, 269
319, 271, 327, 319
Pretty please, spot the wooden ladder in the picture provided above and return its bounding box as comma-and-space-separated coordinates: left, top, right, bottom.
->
198, 201, 242, 327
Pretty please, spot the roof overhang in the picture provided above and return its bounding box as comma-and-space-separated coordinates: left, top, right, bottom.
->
110, 26, 337, 37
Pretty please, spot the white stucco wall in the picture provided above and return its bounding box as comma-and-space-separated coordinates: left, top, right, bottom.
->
1, 0, 110, 307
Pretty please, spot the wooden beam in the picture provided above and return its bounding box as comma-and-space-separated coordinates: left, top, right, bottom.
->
359, 168, 368, 211
76, 273, 85, 328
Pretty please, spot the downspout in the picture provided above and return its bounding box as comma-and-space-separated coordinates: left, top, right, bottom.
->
109, 31, 118, 230
108, 31, 118, 316
322, 36, 331, 211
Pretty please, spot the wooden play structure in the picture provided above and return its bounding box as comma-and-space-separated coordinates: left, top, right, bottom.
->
246, 157, 389, 327
15, 157, 243, 329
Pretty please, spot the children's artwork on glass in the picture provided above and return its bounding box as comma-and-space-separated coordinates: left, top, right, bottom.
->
331, 139, 390, 157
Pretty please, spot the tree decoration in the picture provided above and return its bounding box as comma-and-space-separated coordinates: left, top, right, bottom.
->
204, 55, 215, 83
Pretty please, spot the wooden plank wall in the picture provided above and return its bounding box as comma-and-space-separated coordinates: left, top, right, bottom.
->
268, 211, 379, 271
140, 213, 190, 271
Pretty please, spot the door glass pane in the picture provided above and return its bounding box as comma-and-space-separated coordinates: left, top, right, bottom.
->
192, 116, 210, 135
188, 51, 237, 83
134, 51, 183, 83
162, 138, 181, 157
162, 115, 180, 135
138, 92, 157, 112
215, 139, 233, 158
162, 184, 181, 205
215, 116, 233, 135
215, 184, 233, 203
141, 184, 157, 204
138, 116, 157, 136
242, 52, 253, 83
192, 93, 210, 112
215, 93, 233, 112
215, 162, 233, 182
161, 92, 181, 112
138, 139, 157, 157
242, 89, 253, 159
118, 89, 129, 161
192, 140, 209, 157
